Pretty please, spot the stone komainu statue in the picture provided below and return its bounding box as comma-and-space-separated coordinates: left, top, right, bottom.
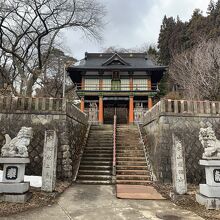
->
1, 127, 33, 158
199, 126, 220, 158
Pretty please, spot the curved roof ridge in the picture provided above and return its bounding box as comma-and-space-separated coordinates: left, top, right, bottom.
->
102, 52, 130, 66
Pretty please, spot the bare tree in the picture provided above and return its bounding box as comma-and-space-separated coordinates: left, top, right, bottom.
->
103, 44, 159, 64
35, 48, 77, 98
0, 0, 105, 96
169, 38, 220, 101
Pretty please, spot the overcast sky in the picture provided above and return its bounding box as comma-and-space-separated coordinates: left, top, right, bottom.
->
63, 0, 210, 59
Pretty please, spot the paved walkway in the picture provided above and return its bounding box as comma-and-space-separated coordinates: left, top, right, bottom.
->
1, 184, 203, 220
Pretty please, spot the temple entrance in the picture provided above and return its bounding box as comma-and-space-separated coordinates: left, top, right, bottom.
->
103, 99, 128, 124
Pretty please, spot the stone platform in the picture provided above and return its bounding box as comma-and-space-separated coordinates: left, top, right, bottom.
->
0, 157, 31, 203
196, 193, 220, 210
196, 159, 220, 209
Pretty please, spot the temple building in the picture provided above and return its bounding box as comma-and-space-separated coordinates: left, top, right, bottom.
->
67, 52, 166, 124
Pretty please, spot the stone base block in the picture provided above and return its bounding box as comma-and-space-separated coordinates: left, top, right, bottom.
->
0, 192, 32, 203
200, 184, 220, 197
196, 193, 220, 210
0, 182, 30, 194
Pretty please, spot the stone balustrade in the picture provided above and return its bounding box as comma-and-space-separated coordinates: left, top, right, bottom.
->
0, 96, 88, 125
0, 96, 89, 179
144, 99, 220, 125
142, 98, 220, 183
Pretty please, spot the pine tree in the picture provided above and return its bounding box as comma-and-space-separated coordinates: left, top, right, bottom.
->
158, 16, 176, 65
207, 0, 215, 15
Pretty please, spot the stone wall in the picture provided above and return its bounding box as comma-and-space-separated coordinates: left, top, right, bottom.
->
142, 99, 220, 184
0, 96, 88, 180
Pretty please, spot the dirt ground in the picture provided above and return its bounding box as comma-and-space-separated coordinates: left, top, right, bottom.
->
154, 183, 220, 220
0, 181, 71, 217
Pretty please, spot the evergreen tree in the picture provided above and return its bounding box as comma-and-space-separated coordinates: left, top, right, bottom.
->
207, 0, 215, 14
158, 16, 176, 65
157, 1, 220, 97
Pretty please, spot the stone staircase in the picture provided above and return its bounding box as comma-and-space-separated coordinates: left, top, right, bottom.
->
76, 124, 113, 184
116, 124, 151, 185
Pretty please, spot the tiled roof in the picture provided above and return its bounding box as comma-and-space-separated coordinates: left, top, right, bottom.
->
70, 52, 165, 70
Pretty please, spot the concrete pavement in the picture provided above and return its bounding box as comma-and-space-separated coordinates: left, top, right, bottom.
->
0, 184, 203, 220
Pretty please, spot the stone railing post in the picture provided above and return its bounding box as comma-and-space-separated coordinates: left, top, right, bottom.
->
171, 134, 187, 196
42, 130, 58, 192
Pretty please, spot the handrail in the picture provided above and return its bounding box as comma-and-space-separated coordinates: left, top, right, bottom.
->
112, 113, 117, 176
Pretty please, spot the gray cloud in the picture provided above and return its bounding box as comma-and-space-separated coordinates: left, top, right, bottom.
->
63, 0, 210, 59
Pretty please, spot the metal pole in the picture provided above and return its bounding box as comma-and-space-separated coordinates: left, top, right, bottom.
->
62, 64, 66, 98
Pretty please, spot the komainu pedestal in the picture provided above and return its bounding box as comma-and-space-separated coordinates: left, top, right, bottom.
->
196, 160, 220, 209
196, 126, 220, 209
0, 127, 33, 203
0, 158, 31, 203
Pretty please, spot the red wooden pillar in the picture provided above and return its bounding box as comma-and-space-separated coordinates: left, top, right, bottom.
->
129, 75, 133, 91
80, 97, 85, 112
129, 96, 134, 123
147, 76, 153, 109
99, 76, 103, 91
148, 96, 153, 109
148, 77, 152, 90
99, 96, 103, 123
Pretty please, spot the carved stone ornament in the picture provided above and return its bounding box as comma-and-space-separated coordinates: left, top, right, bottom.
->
199, 126, 220, 159
1, 127, 33, 158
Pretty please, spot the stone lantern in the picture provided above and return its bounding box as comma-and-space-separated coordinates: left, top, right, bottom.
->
0, 127, 33, 203
196, 126, 220, 209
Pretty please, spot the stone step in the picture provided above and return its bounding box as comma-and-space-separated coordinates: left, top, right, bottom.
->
81, 161, 112, 166
116, 175, 150, 181
77, 175, 112, 181
117, 157, 146, 161
117, 135, 139, 138
116, 143, 143, 150
117, 141, 141, 144
78, 170, 112, 175
76, 124, 115, 184
116, 170, 150, 175
89, 132, 113, 135
117, 161, 147, 166
88, 133, 113, 136
90, 128, 113, 131
83, 153, 113, 157
89, 136, 112, 138
116, 147, 143, 151
117, 143, 141, 146
116, 165, 148, 170
86, 146, 112, 149
82, 157, 112, 161
87, 142, 113, 145
116, 149, 143, 153
117, 144, 141, 146
75, 180, 112, 185
116, 153, 144, 157
85, 148, 113, 151
90, 131, 112, 133
87, 140, 113, 143
84, 150, 113, 154
86, 143, 113, 146
116, 180, 152, 185
117, 134, 138, 136
79, 165, 112, 170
